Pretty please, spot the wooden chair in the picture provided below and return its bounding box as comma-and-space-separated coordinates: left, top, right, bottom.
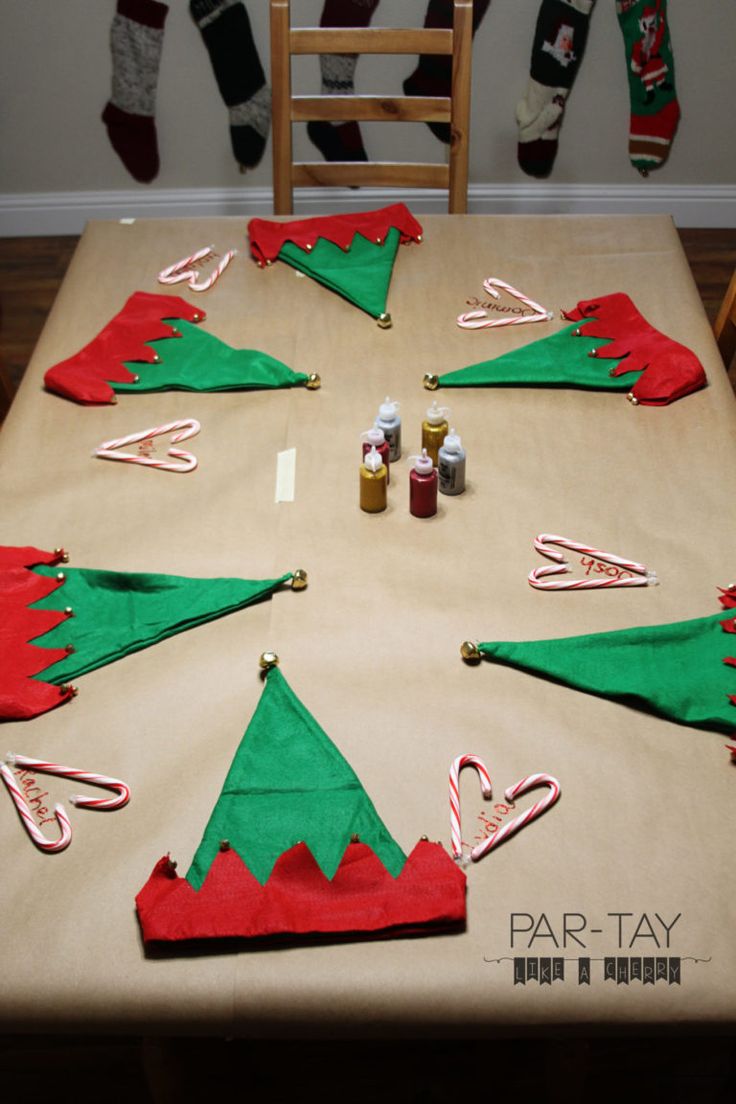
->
714, 268, 736, 369
270, 0, 472, 215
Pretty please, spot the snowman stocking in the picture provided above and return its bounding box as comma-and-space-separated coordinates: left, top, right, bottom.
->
516, 0, 595, 178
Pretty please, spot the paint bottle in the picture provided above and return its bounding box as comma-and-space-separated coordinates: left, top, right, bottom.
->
421, 400, 450, 466
376, 396, 401, 462
360, 445, 387, 513
408, 448, 438, 518
361, 424, 390, 484
438, 427, 466, 496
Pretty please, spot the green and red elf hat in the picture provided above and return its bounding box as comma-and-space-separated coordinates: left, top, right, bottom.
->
460, 585, 736, 737
424, 293, 706, 406
247, 204, 423, 327
0, 545, 307, 721
43, 291, 319, 405
136, 655, 466, 946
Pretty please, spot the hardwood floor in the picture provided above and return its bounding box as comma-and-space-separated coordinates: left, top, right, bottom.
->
1, 229, 735, 420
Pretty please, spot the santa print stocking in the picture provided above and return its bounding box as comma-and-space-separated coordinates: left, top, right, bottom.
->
616, 0, 679, 174
102, 0, 169, 184
402, 0, 491, 143
516, 0, 595, 178
307, 0, 380, 163
189, 0, 270, 169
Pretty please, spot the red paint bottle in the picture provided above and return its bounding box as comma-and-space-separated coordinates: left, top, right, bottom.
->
409, 448, 438, 518
361, 424, 391, 484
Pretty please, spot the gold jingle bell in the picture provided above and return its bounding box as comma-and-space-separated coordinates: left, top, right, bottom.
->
627, 392, 639, 406
377, 313, 392, 329
54, 548, 70, 564
219, 839, 231, 852
306, 373, 321, 390
423, 373, 439, 391
259, 651, 280, 670
291, 569, 308, 591
60, 683, 79, 697
460, 641, 481, 663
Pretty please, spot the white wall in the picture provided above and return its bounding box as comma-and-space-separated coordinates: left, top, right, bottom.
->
0, 0, 734, 231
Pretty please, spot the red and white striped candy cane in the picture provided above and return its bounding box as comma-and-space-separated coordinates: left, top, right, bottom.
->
457, 277, 553, 330
471, 773, 561, 861
529, 533, 658, 591
5, 754, 130, 811
158, 245, 214, 285
449, 754, 492, 862
93, 418, 200, 473
0, 762, 72, 852
187, 249, 236, 291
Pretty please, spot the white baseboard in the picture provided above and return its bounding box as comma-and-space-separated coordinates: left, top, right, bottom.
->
1, 183, 734, 236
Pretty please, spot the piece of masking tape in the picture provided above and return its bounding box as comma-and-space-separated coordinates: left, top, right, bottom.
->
275, 448, 296, 503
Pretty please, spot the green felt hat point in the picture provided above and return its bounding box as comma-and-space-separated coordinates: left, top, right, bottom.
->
30, 566, 293, 684
278, 228, 402, 320
185, 663, 407, 889
477, 609, 736, 735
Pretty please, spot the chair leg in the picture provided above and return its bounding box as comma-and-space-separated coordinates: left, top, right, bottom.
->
271, 0, 294, 215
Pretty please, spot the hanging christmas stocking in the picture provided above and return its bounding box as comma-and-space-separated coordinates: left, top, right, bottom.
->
616, 0, 679, 174
189, 0, 270, 169
402, 0, 491, 143
0, 545, 307, 722
102, 0, 169, 183
307, 0, 380, 163
136, 655, 466, 945
516, 0, 596, 178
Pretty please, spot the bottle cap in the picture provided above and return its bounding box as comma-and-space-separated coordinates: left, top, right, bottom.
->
425, 400, 450, 425
378, 396, 400, 420
361, 424, 385, 446
363, 445, 384, 474
408, 448, 434, 475
442, 427, 462, 453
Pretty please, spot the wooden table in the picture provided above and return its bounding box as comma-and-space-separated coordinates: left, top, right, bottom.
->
1, 214, 734, 1036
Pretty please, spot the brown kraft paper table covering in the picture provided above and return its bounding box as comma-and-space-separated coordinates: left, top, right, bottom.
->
0, 215, 734, 1036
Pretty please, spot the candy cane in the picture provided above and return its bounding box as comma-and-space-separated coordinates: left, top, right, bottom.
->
529, 533, 658, 591
457, 277, 553, 330
449, 754, 492, 862
187, 249, 236, 291
158, 245, 214, 285
0, 763, 72, 852
5, 754, 130, 811
93, 418, 200, 473
471, 773, 561, 860
158, 246, 236, 292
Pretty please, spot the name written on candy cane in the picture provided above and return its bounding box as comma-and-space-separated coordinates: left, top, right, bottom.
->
580, 555, 633, 581
465, 296, 535, 317
11, 769, 56, 827
462, 801, 517, 851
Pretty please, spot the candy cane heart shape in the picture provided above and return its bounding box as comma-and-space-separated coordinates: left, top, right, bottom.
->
529, 533, 659, 591
457, 277, 553, 330
6, 754, 130, 811
0, 762, 72, 853
158, 245, 214, 285
157, 246, 236, 292
449, 754, 493, 862
470, 773, 561, 861
93, 418, 200, 473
